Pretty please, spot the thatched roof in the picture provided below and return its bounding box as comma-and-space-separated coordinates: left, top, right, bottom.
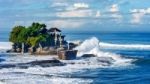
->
48, 28, 61, 32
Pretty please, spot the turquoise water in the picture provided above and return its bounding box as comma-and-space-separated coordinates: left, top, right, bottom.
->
0, 31, 150, 84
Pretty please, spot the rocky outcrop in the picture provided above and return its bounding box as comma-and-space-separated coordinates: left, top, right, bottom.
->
58, 50, 78, 60
0, 59, 65, 69
81, 54, 96, 58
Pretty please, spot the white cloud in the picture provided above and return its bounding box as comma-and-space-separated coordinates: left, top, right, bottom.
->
108, 4, 122, 20
46, 20, 87, 28
51, 2, 68, 7
131, 12, 145, 24
55, 2, 99, 18
95, 11, 101, 17
65, 3, 89, 11
130, 7, 150, 24
130, 8, 150, 14
130, 9, 138, 13
147, 8, 150, 13
73, 3, 89, 9
56, 9, 102, 18
110, 4, 119, 13
56, 10, 92, 17
139, 9, 146, 13
13, 20, 86, 29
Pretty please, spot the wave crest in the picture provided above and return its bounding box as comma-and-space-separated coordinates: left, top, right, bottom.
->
100, 42, 150, 50
0, 42, 12, 50
75, 37, 134, 67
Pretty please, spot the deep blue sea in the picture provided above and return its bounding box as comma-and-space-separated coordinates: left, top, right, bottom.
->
64, 31, 150, 84
0, 31, 150, 84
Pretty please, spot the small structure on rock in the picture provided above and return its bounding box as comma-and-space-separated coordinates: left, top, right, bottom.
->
58, 50, 78, 60
8, 22, 78, 60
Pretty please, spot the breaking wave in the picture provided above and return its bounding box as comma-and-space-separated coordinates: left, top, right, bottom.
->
0, 37, 138, 84
0, 37, 136, 67
100, 42, 150, 50
0, 42, 12, 50
75, 37, 135, 67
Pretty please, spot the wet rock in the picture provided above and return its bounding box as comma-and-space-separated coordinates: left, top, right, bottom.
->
26, 59, 65, 67
6, 50, 11, 53
6, 49, 15, 53
58, 50, 78, 60
0, 59, 65, 69
16, 48, 21, 52
81, 54, 96, 58
0, 64, 16, 69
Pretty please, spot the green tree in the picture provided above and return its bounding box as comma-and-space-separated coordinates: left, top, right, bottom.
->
9, 26, 26, 53
28, 22, 47, 37
27, 35, 46, 47
18, 28, 28, 54
27, 34, 47, 53
9, 22, 51, 54
9, 26, 25, 43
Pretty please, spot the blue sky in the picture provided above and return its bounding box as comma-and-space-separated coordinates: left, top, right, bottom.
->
0, 0, 150, 32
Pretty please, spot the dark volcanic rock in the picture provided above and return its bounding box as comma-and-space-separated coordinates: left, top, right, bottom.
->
58, 50, 78, 60
81, 54, 96, 58
0, 59, 65, 69
26, 59, 65, 67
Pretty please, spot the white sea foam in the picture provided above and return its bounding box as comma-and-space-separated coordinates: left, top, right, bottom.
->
0, 37, 137, 69
0, 37, 137, 84
0, 42, 12, 50
0, 70, 93, 84
75, 37, 134, 67
100, 42, 150, 50
0, 37, 135, 68
0, 82, 5, 84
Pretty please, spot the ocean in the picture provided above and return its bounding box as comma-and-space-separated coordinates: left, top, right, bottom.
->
0, 31, 150, 84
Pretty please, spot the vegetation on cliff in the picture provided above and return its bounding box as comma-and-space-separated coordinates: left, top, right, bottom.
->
9, 22, 61, 54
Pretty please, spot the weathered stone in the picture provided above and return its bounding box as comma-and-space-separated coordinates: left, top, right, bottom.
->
0, 59, 65, 69
36, 48, 41, 54
43, 47, 49, 51
69, 43, 78, 50
16, 48, 21, 52
58, 50, 78, 60
81, 54, 96, 58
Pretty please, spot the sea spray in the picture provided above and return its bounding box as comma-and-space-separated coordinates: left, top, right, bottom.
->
0, 37, 138, 84
74, 37, 100, 56
0, 42, 12, 50
100, 42, 150, 50
0, 37, 135, 67
75, 37, 134, 67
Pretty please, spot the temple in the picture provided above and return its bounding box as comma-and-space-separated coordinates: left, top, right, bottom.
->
47, 28, 66, 47
8, 27, 78, 60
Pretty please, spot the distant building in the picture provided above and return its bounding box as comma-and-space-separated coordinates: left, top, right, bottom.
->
47, 28, 67, 47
